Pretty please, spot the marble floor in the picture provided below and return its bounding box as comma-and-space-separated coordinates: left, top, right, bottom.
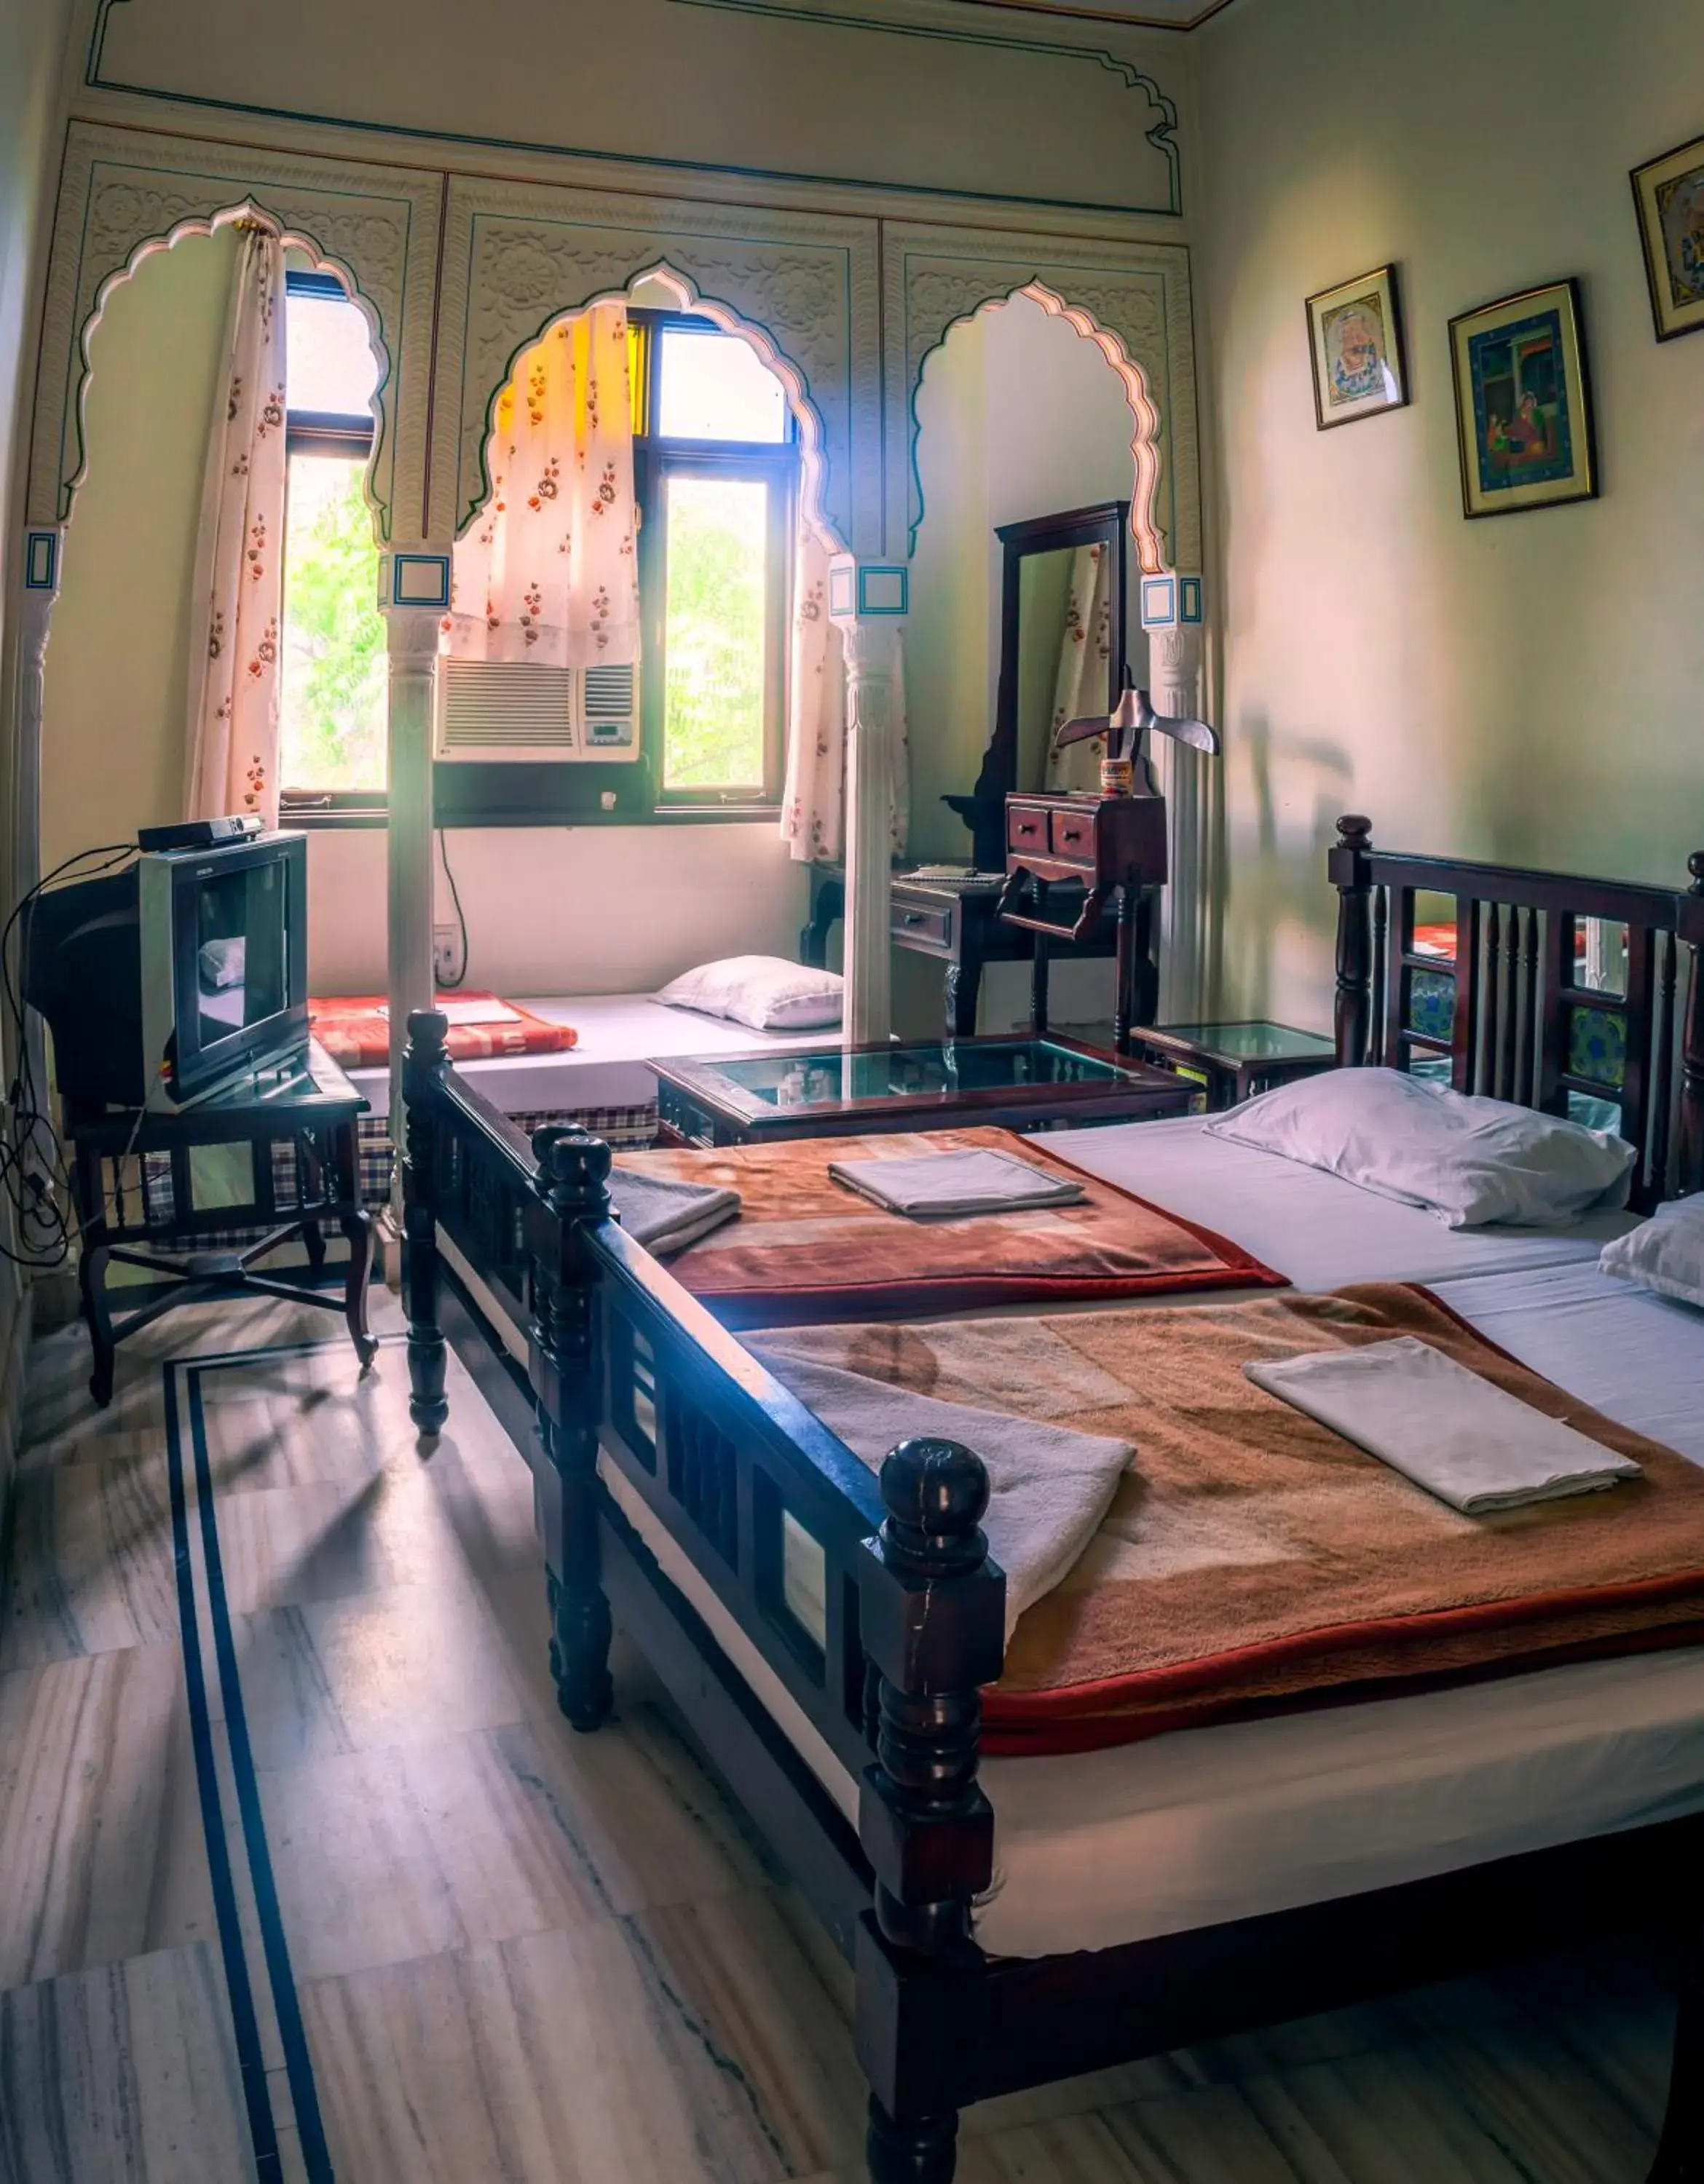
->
0, 1291, 1681, 2183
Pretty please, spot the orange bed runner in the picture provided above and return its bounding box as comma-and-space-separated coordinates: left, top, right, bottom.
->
309, 992, 577, 1070
613, 1125, 1285, 1326
757, 1284, 1704, 1754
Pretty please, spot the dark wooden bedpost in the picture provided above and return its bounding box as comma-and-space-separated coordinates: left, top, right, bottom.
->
401, 1008, 450, 1436
855, 1438, 1006, 2184
1330, 815, 1376, 1067
529, 1124, 616, 1733
1677, 852, 1704, 1198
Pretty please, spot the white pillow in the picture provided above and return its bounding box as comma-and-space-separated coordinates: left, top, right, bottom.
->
1205, 1067, 1636, 1228
655, 955, 843, 1032
1599, 1196, 1704, 1308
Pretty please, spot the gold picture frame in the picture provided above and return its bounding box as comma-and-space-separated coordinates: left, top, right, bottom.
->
1305, 264, 1409, 430
1448, 277, 1598, 521
1631, 131, 1704, 341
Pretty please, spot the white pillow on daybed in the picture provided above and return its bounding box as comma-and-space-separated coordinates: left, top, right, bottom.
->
1205, 1066, 1636, 1228
1600, 1196, 1704, 1308
656, 955, 843, 1032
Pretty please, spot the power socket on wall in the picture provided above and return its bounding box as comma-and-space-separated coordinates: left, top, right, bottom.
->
433, 924, 459, 985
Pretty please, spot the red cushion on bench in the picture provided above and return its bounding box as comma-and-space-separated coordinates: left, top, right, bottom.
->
308, 993, 577, 1069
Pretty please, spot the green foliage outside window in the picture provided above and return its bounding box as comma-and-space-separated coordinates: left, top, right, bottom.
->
662, 474, 767, 790
280, 454, 387, 792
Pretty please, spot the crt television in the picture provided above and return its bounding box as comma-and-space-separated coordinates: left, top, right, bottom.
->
24, 831, 309, 1114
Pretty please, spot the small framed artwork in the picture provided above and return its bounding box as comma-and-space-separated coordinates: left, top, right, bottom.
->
1630, 132, 1704, 341
1306, 265, 1409, 428
1448, 277, 1598, 519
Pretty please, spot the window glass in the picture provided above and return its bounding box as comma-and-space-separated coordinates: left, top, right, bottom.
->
280, 454, 387, 791
663, 472, 768, 789
280, 280, 385, 793
658, 326, 787, 443
285, 288, 380, 416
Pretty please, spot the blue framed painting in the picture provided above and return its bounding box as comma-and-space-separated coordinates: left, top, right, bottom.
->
1448, 277, 1598, 518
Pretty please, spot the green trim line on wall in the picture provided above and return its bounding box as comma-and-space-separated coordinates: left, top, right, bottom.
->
85, 0, 1183, 223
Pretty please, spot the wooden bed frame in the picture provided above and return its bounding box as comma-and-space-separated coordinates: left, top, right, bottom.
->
402, 821, 1704, 2184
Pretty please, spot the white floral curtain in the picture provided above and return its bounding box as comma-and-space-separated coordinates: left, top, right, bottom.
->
443, 304, 640, 665
185, 226, 288, 826
1044, 540, 1113, 794
780, 528, 909, 864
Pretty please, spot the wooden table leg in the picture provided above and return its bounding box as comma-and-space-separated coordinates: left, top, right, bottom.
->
73, 1144, 117, 1406
330, 1120, 378, 1368
339, 1206, 378, 1368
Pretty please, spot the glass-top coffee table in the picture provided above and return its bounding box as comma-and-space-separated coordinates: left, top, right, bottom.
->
651, 1036, 1192, 1146
1129, 1019, 1338, 1112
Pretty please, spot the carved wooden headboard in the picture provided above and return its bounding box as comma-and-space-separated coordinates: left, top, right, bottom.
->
1330, 816, 1704, 1212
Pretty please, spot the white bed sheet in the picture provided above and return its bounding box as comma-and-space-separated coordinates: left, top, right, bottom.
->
1040, 1113, 1640, 1286
351, 992, 829, 1120
591, 1139, 1704, 1960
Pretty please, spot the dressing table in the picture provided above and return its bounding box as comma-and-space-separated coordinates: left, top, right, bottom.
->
801, 499, 1135, 1040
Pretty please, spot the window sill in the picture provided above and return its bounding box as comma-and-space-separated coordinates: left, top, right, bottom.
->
280, 802, 782, 831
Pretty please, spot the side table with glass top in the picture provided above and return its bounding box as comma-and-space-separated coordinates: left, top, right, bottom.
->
1126, 1020, 1338, 1112
651, 1035, 1192, 1147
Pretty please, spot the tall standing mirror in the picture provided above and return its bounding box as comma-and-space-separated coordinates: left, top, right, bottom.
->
947, 499, 1129, 871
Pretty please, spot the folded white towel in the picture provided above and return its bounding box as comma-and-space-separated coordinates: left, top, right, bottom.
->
826, 1149, 1086, 1219
1243, 1335, 1641, 1514
610, 1168, 741, 1257
747, 1339, 1131, 1637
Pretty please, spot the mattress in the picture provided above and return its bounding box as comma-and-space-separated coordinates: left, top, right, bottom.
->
591, 1128, 1704, 1959
350, 992, 830, 1120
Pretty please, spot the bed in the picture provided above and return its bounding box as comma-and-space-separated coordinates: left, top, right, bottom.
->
400, 819, 1704, 2184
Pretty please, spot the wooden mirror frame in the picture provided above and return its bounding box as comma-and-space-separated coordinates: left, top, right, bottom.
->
947, 499, 1129, 872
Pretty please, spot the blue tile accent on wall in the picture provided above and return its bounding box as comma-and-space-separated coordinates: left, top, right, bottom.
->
1178, 574, 1203, 623
390, 553, 451, 609
1140, 574, 1176, 628
24, 531, 58, 591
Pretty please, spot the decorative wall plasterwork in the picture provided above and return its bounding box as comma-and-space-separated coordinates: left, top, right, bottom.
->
31, 121, 443, 539
85, 0, 1184, 222
436, 178, 881, 553
663, 0, 1182, 213
883, 221, 1201, 573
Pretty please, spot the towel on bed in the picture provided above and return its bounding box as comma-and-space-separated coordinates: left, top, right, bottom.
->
610, 1126, 1285, 1324
747, 1339, 1131, 1637
1244, 1336, 1642, 1512
827, 1148, 1087, 1219
760, 1284, 1704, 1754
609, 1168, 740, 1257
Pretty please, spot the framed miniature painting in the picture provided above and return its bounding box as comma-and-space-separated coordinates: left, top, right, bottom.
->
1631, 132, 1704, 341
1306, 265, 1409, 428
1448, 278, 1598, 519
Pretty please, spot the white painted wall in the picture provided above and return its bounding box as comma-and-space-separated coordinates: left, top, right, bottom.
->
1195, 0, 1704, 1032
901, 291, 1145, 1032
310, 822, 806, 998
41, 227, 236, 872
0, 0, 75, 1543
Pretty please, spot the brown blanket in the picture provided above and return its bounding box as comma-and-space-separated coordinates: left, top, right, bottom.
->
615, 1127, 1285, 1326
758, 1284, 1704, 1754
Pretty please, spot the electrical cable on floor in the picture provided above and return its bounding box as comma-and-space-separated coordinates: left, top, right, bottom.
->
0, 842, 140, 1268
435, 826, 469, 991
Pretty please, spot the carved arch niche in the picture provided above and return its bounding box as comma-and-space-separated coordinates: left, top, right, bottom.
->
881, 222, 1202, 578
433, 178, 881, 553
32, 123, 444, 542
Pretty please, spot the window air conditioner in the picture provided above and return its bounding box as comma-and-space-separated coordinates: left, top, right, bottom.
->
434, 658, 640, 762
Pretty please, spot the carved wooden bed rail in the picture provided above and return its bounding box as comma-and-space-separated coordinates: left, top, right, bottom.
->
401, 823, 1704, 2183
1330, 817, 1704, 1209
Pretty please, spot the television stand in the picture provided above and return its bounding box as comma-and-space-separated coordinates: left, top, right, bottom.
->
63, 1039, 377, 1406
